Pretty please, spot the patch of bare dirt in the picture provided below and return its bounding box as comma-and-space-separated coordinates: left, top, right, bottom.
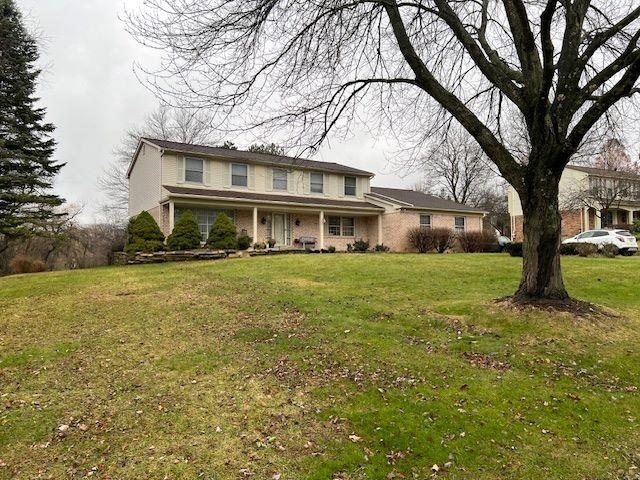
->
494, 296, 612, 318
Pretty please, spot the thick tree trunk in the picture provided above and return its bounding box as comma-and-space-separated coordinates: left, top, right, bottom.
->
514, 171, 570, 302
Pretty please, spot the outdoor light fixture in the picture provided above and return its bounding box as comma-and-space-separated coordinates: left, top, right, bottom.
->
295, 218, 301, 226
260, 216, 267, 224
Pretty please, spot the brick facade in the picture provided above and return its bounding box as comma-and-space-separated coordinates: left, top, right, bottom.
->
382, 211, 483, 252
154, 204, 483, 252
512, 208, 597, 242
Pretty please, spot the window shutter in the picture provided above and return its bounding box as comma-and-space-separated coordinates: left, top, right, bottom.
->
248, 165, 255, 190
287, 171, 294, 193
356, 177, 362, 198
266, 168, 273, 192
224, 163, 231, 188
303, 172, 311, 194
339, 176, 345, 198
323, 173, 329, 197
204, 159, 212, 186
176, 157, 185, 183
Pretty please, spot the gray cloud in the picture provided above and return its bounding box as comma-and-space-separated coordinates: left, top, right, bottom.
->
17, 0, 412, 222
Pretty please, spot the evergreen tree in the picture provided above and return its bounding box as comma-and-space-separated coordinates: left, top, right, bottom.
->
166, 211, 202, 250
125, 211, 165, 254
206, 213, 237, 250
0, 0, 64, 246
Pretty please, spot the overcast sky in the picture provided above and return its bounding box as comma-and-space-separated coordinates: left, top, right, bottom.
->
16, 0, 414, 223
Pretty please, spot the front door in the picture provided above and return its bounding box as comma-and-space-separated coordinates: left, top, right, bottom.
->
272, 214, 287, 246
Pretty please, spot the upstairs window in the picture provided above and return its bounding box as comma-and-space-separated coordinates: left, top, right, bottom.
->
454, 216, 466, 233
344, 176, 357, 196
232, 163, 248, 187
420, 214, 431, 229
185, 157, 203, 183
273, 168, 288, 191
310, 172, 324, 193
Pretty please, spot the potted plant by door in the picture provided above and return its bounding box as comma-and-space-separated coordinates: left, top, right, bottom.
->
267, 238, 276, 249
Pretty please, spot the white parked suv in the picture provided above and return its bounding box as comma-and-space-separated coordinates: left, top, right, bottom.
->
562, 229, 638, 256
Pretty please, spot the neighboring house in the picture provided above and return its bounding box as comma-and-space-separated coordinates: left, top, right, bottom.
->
508, 165, 640, 241
127, 138, 486, 251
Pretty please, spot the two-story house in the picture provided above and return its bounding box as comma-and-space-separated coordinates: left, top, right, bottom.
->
127, 138, 486, 251
508, 164, 640, 241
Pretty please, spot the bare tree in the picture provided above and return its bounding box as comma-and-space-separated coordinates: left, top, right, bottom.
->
98, 105, 217, 223
126, 1, 640, 303
593, 138, 640, 173
413, 126, 496, 207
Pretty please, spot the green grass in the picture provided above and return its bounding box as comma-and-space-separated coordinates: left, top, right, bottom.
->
0, 254, 639, 479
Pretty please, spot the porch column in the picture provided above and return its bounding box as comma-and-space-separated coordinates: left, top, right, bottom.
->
168, 201, 175, 233
595, 210, 602, 229
582, 207, 589, 231
377, 214, 383, 244
252, 207, 258, 244
319, 210, 325, 249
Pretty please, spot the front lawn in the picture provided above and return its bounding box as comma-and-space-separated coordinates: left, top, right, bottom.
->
0, 254, 638, 479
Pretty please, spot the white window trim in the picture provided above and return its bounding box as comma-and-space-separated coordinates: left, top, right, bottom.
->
272, 168, 288, 191
327, 215, 356, 237
310, 172, 324, 194
419, 214, 432, 229
344, 176, 357, 196
184, 157, 204, 184
231, 163, 249, 188
454, 216, 466, 232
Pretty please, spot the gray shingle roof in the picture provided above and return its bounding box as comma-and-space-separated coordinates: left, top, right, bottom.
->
163, 185, 384, 211
368, 187, 486, 213
143, 138, 374, 176
567, 164, 640, 180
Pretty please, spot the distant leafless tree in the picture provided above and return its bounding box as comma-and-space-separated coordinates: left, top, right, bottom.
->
413, 126, 496, 207
126, 1, 640, 303
98, 105, 217, 223
592, 138, 640, 174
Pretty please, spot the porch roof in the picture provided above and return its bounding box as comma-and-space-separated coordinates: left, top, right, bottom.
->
163, 185, 385, 212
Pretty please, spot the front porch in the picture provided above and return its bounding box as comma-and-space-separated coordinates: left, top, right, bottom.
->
585, 205, 640, 229
161, 199, 384, 251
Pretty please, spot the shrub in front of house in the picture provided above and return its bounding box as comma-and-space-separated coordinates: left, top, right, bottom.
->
352, 239, 370, 252
237, 235, 253, 251
206, 213, 238, 250
327, 245, 336, 253
431, 228, 454, 253
407, 227, 434, 253
166, 211, 202, 251
559, 243, 579, 255
374, 243, 390, 252
125, 211, 165, 254
9, 254, 47, 274
601, 243, 619, 258
504, 242, 523, 257
457, 231, 499, 253
576, 243, 598, 257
